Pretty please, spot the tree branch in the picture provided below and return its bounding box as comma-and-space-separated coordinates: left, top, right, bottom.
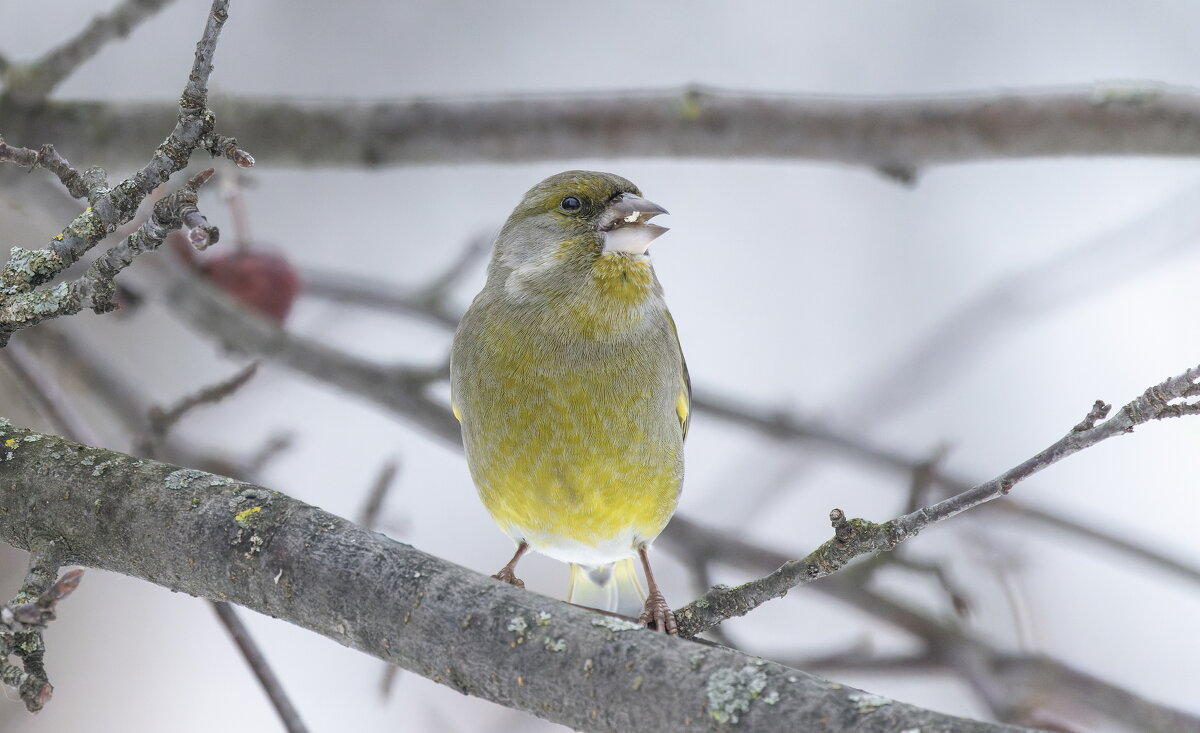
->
0, 169, 220, 343
0, 140, 92, 199
659, 517, 1200, 733
692, 390, 1200, 590
6, 85, 1200, 173
674, 365, 1200, 638
144, 360, 258, 442
0, 0, 245, 346
211, 601, 310, 733
1, 339, 101, 445
0, 542, 82, 713
992, 655, 1200, 733
0, 419, 1028, 732
151, 260, 460, 444
1, 0, 178, 104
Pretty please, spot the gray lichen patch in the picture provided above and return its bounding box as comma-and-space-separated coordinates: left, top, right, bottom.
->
507, 616, 528, 634
1, 246, 65, 297
847, 692, 892, 713
165, 468, 208, 490
6, 282, 73, 323
706, 664, 772, 724
534, 611, 552, 626
91, 459, 116, 476
590, 616, 643, 632
543, 637, 567, 653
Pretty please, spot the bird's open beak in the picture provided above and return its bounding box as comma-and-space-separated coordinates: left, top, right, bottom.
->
596, 193, 669, 255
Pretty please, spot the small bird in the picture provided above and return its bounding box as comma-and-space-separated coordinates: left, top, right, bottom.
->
450, 171, 689, 633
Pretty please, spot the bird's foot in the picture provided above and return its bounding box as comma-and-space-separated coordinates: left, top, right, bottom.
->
491, 567, 525, 589
638, 589, 677, 635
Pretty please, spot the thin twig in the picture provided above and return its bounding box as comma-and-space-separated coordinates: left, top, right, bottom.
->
1, 339, 101, 445
694, 389, 1200, 590
415, 233, 491, 304
674, 365, 1200, 637
151, 257, 459, 444
358, 458, 400, 529
781, 648, 942, 674
242, 432, 295, 475
0, 542, 81, 713
0, 140, 91, 199
904, 444, 949, 514
146, 361, 259, 440
301, 268, 460, 328
358, 458, 406, 698
301, 233, 490, 329
890, 554, 971, 619
211, 602, 310, 733
661, 516, 1200, 733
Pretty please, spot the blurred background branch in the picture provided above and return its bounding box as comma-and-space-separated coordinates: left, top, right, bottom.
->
6, 86, 1200, 176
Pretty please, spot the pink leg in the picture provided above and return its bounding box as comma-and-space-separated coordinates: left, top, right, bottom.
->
636, 545, 677, 635
492, 542, 528, 588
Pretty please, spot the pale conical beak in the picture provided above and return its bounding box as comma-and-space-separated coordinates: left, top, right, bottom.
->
596, 193, 669, 255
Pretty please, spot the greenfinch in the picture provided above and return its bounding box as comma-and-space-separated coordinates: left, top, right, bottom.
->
450, 171, 689, 633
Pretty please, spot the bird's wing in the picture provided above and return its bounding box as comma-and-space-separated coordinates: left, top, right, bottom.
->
667, 311, 691, 440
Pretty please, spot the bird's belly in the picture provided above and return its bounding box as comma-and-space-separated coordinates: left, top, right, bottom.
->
463, 371, 682, 564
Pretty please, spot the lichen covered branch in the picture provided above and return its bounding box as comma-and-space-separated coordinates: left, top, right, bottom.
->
0, 140, 92, 200
0, 544, 83, 713
0, 0, 248, 347
0, 169, 220, 343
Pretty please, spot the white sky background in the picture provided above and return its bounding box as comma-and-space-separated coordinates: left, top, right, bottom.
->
2, 1, 1199, 731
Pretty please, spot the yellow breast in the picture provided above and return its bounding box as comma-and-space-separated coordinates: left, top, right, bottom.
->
452, 254, 684, 563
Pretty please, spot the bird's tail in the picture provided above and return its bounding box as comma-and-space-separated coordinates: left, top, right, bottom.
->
567, 557, 645, 618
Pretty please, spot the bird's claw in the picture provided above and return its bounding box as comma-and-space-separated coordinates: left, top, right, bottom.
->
638, 589, 677, 635
491, 568, 525, 588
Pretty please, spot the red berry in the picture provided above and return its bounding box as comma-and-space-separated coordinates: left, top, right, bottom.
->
200, 251, 301, 323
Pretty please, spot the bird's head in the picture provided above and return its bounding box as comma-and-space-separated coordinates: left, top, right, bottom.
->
489, 171, 669, 298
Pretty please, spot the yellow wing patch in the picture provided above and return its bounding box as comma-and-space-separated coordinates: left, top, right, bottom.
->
676, 381, 690, 438
451, 397, 462, 423
667, 311, 691, 440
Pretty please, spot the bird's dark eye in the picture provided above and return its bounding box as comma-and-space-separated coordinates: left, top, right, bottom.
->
560, 196, 582, 212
